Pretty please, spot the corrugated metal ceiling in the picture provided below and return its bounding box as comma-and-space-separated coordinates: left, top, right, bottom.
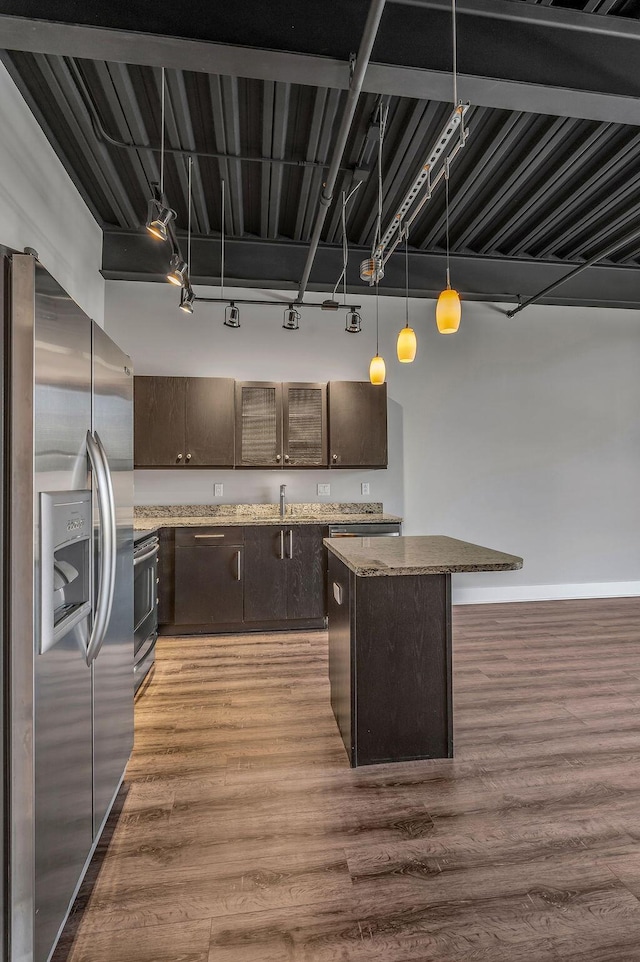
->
6, 49, 640, 272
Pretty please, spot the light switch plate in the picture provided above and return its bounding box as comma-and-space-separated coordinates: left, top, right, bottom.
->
317, 483, 331, 496
361, 482, 370, 495
214, 483, 224, 497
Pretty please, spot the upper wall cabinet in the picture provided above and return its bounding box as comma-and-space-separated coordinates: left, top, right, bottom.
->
134, 377, 386, 469
328, 381, 388, 468
134, 376, 235, 467
283, 383, 327, 467
235, 382, 283, 467
235, 381, 327, 468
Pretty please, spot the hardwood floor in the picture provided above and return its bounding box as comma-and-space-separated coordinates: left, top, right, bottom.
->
53, 597, 640, 961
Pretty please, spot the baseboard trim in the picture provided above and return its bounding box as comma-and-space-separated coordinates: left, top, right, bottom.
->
452, 581, 640, 605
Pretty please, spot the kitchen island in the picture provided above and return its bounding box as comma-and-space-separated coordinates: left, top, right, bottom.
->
325, 535, 523, 767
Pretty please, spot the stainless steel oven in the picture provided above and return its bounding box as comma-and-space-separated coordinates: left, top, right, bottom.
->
133, 532, 159, 692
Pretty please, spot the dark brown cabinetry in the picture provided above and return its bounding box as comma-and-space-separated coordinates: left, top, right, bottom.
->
236, 382, 327, 467
134, 376, 235, 467
134, 376, 185, 466
135, 377, 386, 470
287, 524, 326, 619
243, 527, 288, 621
327, 551, 452, 767
243, 524, 326, 623
282, 383, 327, 466
173, 527, 243, 626
235, 382, 283, 467
159, 523, 327, 634
328, 381, 388, 467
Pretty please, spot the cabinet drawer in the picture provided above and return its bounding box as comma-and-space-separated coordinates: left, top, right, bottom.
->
174, 526, 243, 547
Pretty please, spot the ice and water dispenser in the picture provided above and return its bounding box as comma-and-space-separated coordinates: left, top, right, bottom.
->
40, 490, 92, 654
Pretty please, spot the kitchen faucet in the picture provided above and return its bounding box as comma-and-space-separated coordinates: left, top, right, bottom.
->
279, 484, 287, 520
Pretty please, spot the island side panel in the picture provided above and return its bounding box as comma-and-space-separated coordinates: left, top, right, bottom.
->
354, 572, 453, 765
327, 552, 355, 764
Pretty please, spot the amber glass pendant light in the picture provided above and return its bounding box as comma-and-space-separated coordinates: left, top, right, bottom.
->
436, 165, 461, 335
436, 0, 462, 335
396, 228, 417, 361
369, 281, 386, 385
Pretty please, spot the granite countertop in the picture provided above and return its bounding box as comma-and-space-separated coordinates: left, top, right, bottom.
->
324, 535, 523, 577
133, 502, 402, 530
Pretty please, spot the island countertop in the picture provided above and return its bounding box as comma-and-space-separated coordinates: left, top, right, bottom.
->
324, 535, 523, 577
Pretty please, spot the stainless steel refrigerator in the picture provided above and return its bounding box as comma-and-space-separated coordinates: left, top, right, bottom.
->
5, 253, 134, 962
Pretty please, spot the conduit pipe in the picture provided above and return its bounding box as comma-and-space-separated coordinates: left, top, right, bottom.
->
506, 224, 640, 317
296, 0, 387, 302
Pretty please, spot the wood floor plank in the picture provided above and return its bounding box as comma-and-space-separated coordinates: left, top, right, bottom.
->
53, 598, 640, 962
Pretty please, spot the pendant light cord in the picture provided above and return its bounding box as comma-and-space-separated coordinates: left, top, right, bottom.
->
374, 103, 389, 254
221, 178, 225, 299
187, 156, 192, 275
452, 0, 458, 107
375, 280, 380, 355
445, 164, 451, 289
160, 68, 165, 196
404, 226, 409, 326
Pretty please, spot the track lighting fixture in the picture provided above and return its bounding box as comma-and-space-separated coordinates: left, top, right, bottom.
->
177, 156, 195, 313
146, 199, 175, 241
180, 287, 195, 314
345, 308, 362, 334
145, 69, 175, 242
224, 302, 240, 328
283, 306, 300, 331
167, 253, 188, 288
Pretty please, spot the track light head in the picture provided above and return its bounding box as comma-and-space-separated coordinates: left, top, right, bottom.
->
167, 253, 188, 288
224, 302, 241, 328
146, 199, 175, 241
345, 308, 362, 334
283, 306, 300, 331
179, 287, 195, 314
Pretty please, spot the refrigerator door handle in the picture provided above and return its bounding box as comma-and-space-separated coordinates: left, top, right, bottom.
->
85, 431, 116, 665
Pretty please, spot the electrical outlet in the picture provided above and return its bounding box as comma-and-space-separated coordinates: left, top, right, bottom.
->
317, 483, 331, 496
361, 482, 370, 495
214, 483, 224, 497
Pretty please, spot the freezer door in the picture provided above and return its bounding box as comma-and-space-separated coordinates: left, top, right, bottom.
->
33, 265, 93, 962
91, 322, 134, 835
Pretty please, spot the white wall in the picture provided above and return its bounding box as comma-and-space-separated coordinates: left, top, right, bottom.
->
0, 61, 105, 323
104, 279, 640, 602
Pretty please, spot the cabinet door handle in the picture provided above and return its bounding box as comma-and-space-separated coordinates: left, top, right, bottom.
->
287, 529, 293, 559
276, 454, 281, 462
235, 550, 242, 581
333, 582, 343, 605
186, 453, 192, 461
284, 454, 290, 462
195, 534, 224, 539
177, 453, 183, 461
332, 454, 338, 462
279, 529, 284, 560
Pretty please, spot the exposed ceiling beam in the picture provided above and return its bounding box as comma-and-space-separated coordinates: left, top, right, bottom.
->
3, 6, 640, 125
102, 230, 640, 310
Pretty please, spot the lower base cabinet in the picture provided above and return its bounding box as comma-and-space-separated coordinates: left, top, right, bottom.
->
173, 528, 244, 626
161, 524, 327, 633
244, 525, 326, 623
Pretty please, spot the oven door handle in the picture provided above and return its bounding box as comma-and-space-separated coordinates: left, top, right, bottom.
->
134, 544, 159, 567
